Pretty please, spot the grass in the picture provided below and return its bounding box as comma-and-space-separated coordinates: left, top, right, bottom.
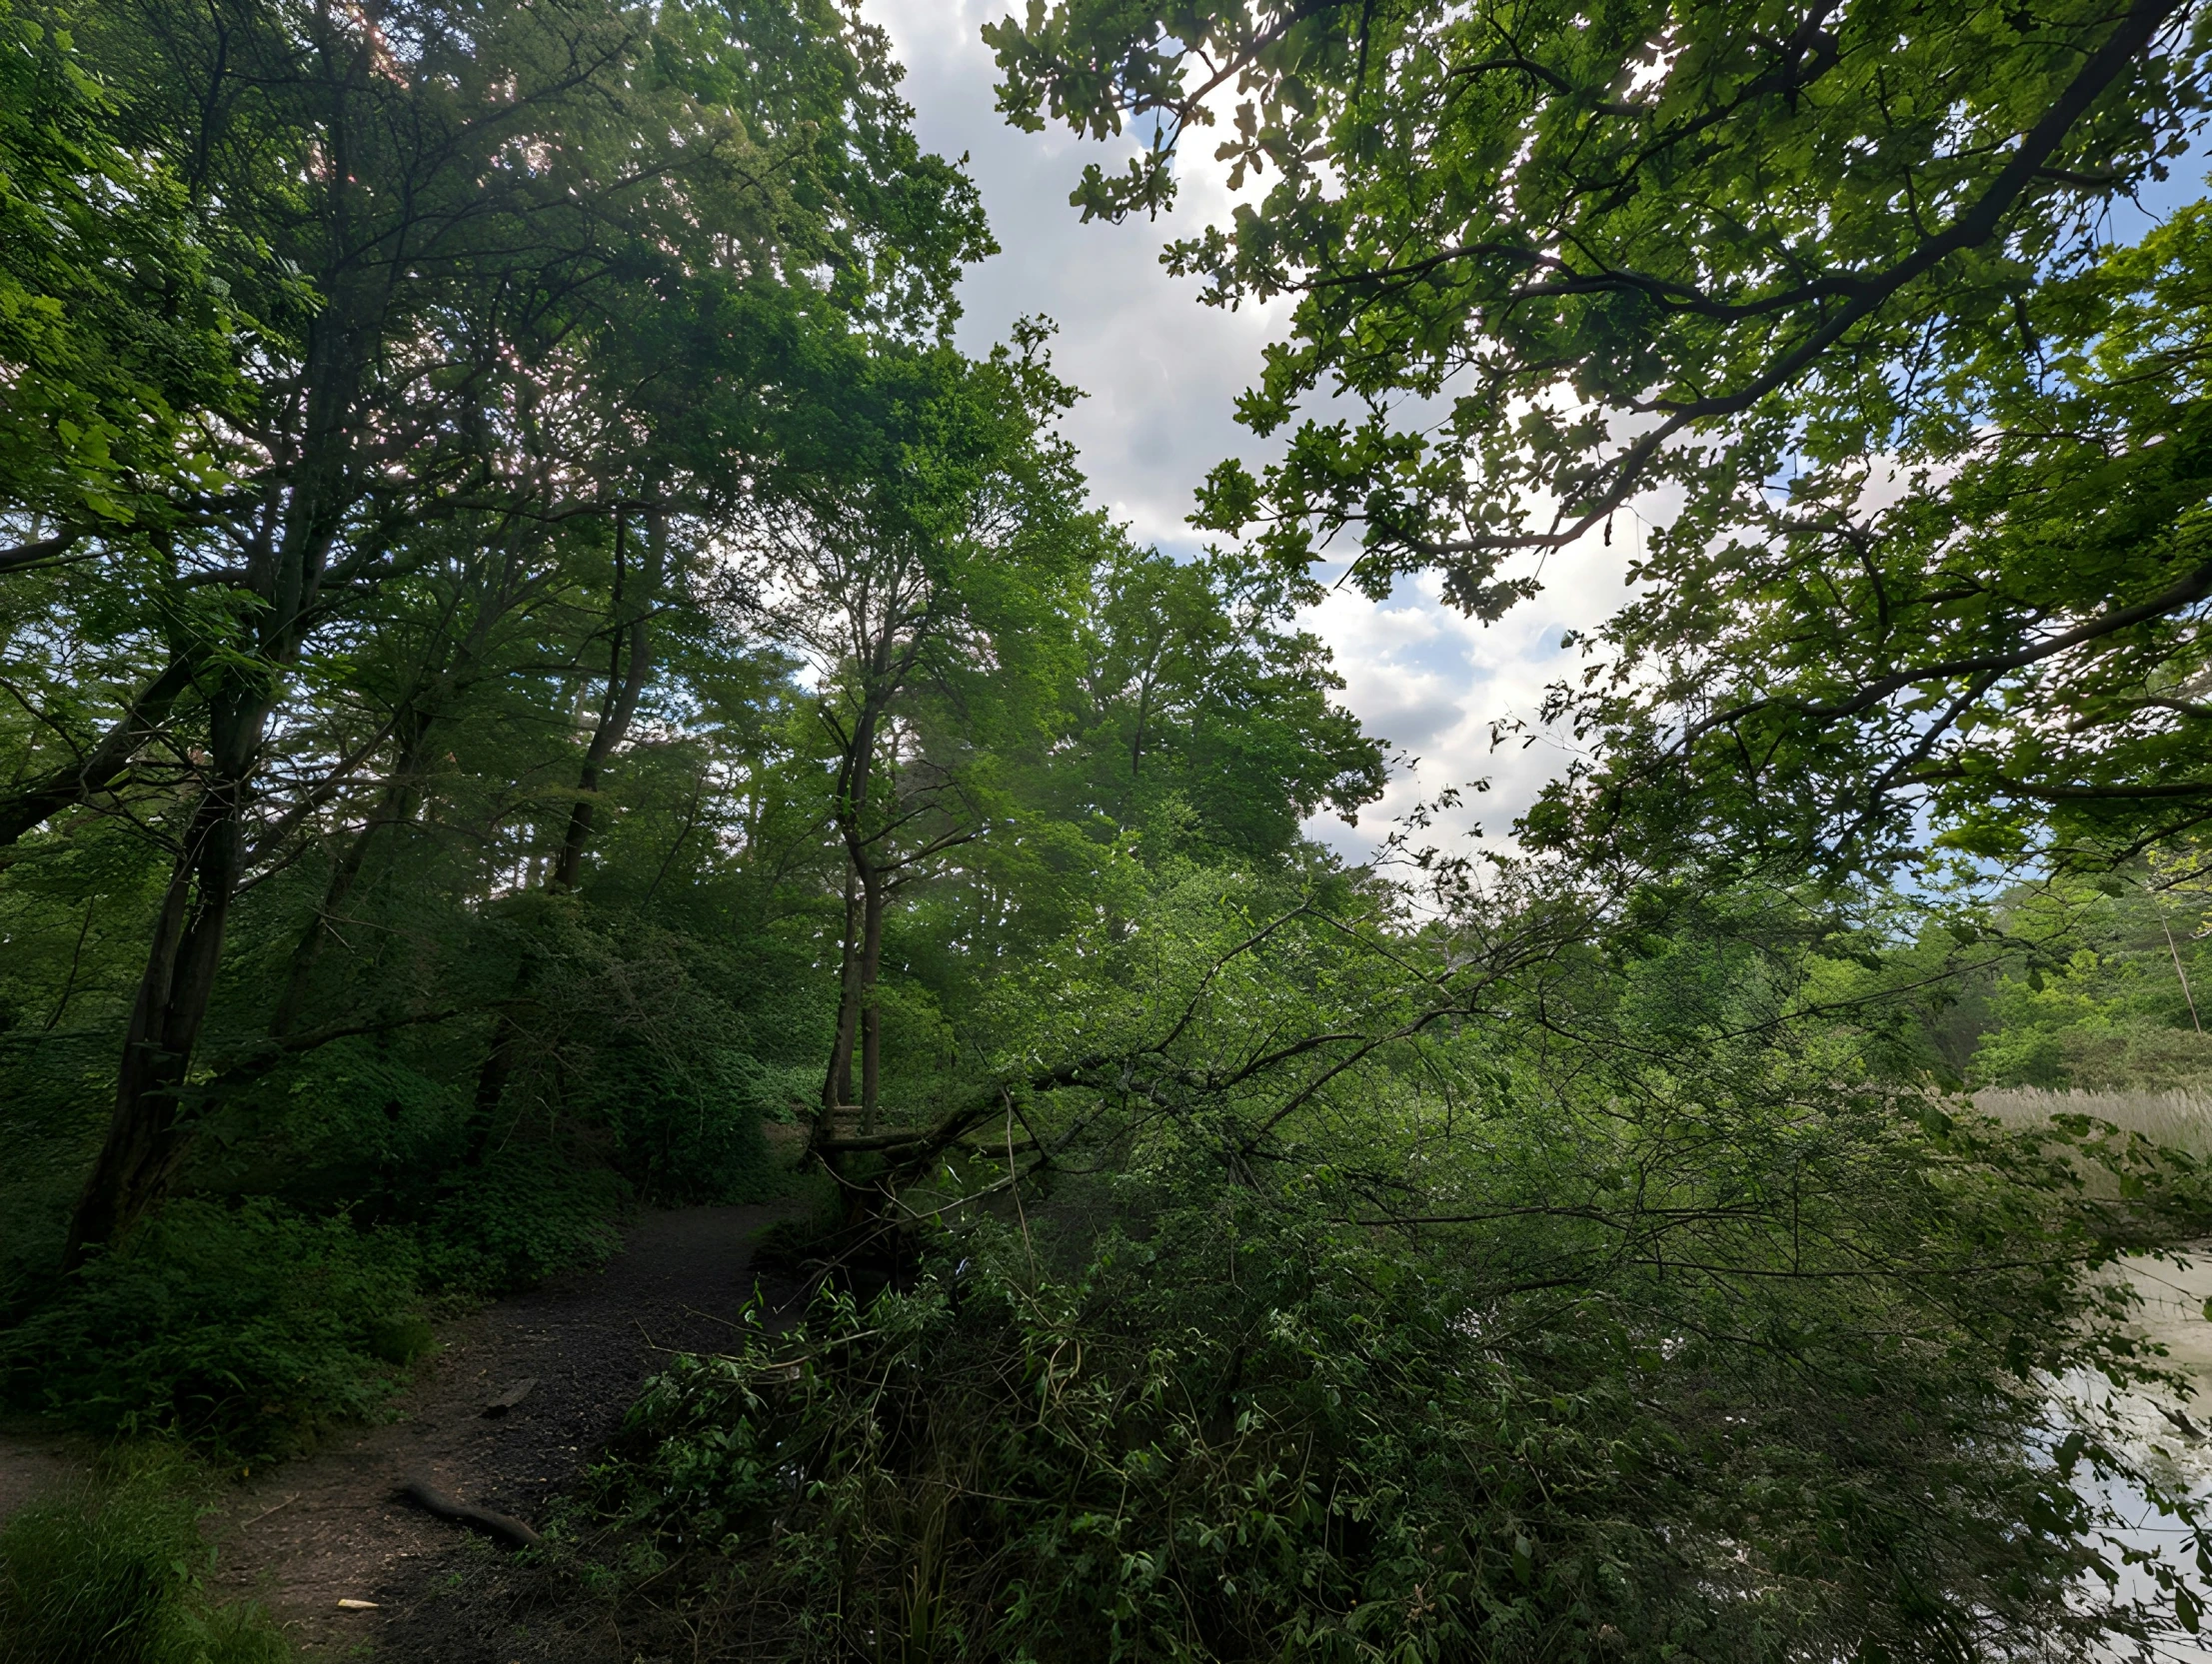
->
0, 1449, 293, 1664
1975, 1086, 2212, 1158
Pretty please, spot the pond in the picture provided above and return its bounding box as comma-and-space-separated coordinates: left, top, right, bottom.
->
2057, 1253, 2212, 1661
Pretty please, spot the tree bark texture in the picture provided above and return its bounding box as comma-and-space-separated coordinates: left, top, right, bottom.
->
824, 865, 861, 1112
63, 691, 262, 1263
821, 688, 883, 1113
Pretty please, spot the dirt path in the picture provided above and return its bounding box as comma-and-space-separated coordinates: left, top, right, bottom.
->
0, 1420, 85, 1525
212, 1202, 791, 1661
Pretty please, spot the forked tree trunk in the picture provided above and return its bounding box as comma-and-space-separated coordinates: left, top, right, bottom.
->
62, 285, 365, 1265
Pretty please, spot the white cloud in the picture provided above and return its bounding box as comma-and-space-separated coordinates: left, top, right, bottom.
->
870, 0, 1626, 859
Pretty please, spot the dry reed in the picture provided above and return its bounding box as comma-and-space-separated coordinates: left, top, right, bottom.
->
1974, 1086, 2212, 1157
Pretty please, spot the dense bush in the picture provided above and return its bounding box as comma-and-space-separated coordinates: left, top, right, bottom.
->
415, 1152, 628, 1294
617, 1148, 2205, 1659
579, 1039, 782, 1207
0, 1200, 421, 1458
0, 915, 789, 1451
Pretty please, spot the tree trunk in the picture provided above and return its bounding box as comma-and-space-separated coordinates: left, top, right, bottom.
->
823, 865, 861, 1112
470, 506, 664, 1133
553, 508, 664, 892
823, 878, 867, 1116
467, 997, 522, 1160
821, 695, 883, 1117
269, 709, 435, 1037
858, 872, 886, 1133
62, 274, 365, 1264
62, 694, 258, 1264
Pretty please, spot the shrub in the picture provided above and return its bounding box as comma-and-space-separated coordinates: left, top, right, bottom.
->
417, 1152, 625, 1293
365, 1313, 436, 1366
0, 1199, 421, 1458
583, 1040, 782, 1206
610, 1145, 2192, 1663
593, 874, 2212, 1661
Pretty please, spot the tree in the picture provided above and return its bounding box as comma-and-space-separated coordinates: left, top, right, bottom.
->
1515, 201, 2212, 875
740, 326, 1095, 1129
0, 0, 245, 538
1062, 540, 1385, 861
20, 0, 987, 1260
614, 861, 2212, 1659
985, 0, 2212, 869
991, 0, 2204, 577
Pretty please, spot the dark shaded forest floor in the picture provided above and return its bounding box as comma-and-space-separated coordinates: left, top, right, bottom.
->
241, 1202, 794, 1660
231, 1201, 794, 1660
0, 1419, 83, 1526
4, 1202, 794, 1661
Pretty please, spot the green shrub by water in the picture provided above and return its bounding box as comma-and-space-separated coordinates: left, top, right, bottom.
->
595, 873, 2212, 1661
0, 1453, 292, 1664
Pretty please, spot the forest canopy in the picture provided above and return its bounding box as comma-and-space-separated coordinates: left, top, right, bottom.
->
5, 0, 2212, 1660
992, 0, 2212, 874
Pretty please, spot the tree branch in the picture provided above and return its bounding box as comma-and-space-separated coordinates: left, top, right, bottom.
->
0, 654, 197, 847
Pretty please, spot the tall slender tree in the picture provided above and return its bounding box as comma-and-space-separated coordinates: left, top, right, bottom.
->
741, 329, 1093, 1128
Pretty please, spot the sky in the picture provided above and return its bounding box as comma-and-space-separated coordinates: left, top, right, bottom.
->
862, 0, 1638, 862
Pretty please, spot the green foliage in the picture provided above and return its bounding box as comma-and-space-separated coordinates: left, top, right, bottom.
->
988, 0, 2212, 872
0, 0, 247, 527
0, 0, 1381, 1471
991, 0, 2204, 569
1056, 544, 1385, 861
580, 1040, 783, 1206
16, 1, 2210, 1654
0, 1451, 291, 1664
599, 863, 2212, 1659
0, 338, 1365, 1457
1783, 871, 2212, 1092
1962, 878, 2212, 1088
1766, 870, 2212, 1094
365, 1313, 435, 1367
0, 1200, 421, 1458
0, 0, 1000, 1271
414, 1157, 627, 1297
1526, 203, 2212, 874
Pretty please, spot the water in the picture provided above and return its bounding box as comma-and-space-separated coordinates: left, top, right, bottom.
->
2054, 1254, 2212, 1661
